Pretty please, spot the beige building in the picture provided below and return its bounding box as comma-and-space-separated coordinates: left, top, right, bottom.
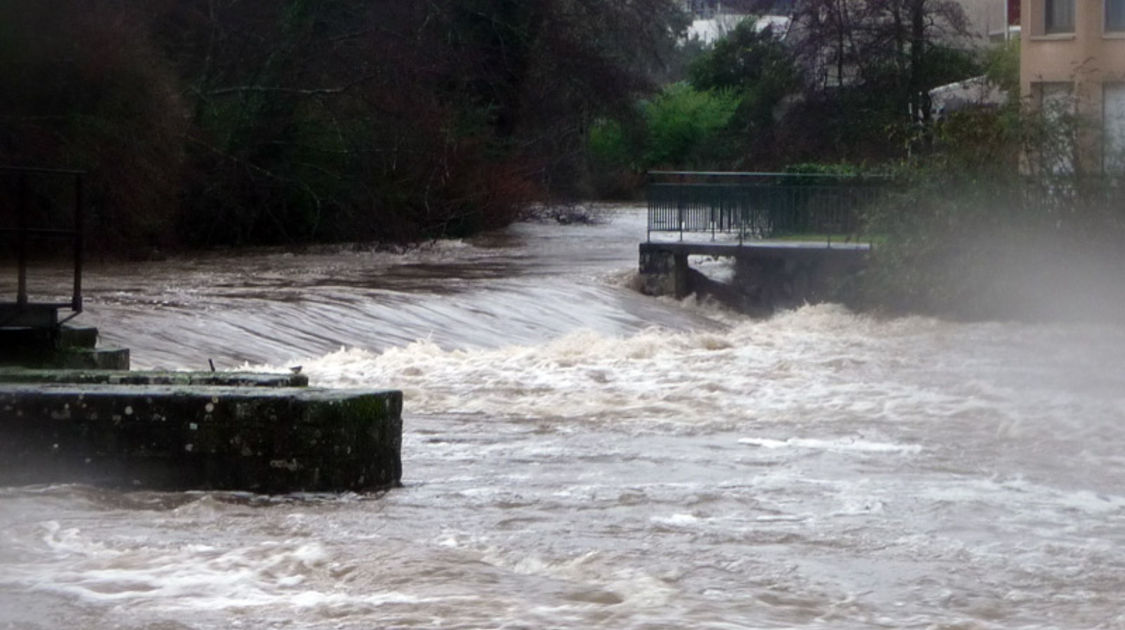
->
1021, 0, 1125, 172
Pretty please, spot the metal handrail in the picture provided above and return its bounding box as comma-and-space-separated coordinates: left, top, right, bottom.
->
646, 171, 892, 244
1, 166, 85, 325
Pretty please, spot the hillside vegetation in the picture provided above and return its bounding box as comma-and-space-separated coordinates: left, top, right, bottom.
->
0, 0, 686, 254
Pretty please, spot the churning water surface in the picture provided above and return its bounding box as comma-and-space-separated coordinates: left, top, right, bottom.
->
2, 207, 1125, 629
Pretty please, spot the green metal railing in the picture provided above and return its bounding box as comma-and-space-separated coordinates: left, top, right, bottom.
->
647, 171, 891, 244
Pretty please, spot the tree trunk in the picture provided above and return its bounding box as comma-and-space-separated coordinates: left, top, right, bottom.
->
909, 0, 931, 148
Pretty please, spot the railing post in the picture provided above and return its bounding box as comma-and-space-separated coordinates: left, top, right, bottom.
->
16, 172, 28, 308
72, 173, 83, 313
678, 199, 684, 242
738, 202, 744, 246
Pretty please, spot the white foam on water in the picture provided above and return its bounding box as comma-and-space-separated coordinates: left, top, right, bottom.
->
18, 301, 1109, 630
474, 546, 679, 611
265, 303, 965, 432
738, 437, 924, 454
0, 518, 492, 622
15, 524, 324, 607
14, 204, 1125, 628
652, 512, 703, 527
689, 255, 735, 283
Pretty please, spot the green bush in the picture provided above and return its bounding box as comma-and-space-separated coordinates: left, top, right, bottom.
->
641, 83, 740, 169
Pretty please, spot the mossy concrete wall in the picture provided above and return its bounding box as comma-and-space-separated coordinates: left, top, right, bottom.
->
0, 384, 402, 493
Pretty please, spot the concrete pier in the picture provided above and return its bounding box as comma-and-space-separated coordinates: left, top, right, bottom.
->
0, 377, 402, 493
639, 245, 689, 298
639, 241, 869, 310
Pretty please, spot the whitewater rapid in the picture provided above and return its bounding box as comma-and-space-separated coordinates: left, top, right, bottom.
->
2, 207, 1124, 629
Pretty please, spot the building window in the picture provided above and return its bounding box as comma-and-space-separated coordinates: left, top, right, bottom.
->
1105, 85, 1125, 173
1045, 0, 1075, 33
1108, 0, 1125, 31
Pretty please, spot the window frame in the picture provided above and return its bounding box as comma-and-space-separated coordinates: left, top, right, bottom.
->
1045, 0, 1076, 34
1107, 0, 1125, 32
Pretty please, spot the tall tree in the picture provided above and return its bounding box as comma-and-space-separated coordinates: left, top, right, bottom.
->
783, 0, 975, 160
151, 0, 688, 244
688, 20, 800, 167
0, 0, 187, 251
2, 0, 689, 251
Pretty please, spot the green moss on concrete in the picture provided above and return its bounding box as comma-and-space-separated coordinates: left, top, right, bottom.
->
55, 347, 130, 370
0, 369, 309, 388
0, 384, 402, 492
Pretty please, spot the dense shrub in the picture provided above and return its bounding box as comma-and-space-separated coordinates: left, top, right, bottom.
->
584, 82, 740, 197
641, 83, 741, 169
2, 0, 687, 254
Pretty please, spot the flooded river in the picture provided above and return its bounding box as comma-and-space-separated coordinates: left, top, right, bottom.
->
2, 207, 1124, 628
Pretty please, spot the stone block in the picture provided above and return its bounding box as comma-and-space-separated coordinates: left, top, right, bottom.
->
58, 325, 99, 349
638, 244, 689, 298
56, 347, 130, 370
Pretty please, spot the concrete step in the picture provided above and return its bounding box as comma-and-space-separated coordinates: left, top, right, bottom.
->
0, 324, 130, 370
58, 325, 98, 349
0, 327, 54, 361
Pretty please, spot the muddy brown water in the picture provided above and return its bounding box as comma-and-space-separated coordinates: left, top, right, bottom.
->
2, 207, 1124, 629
